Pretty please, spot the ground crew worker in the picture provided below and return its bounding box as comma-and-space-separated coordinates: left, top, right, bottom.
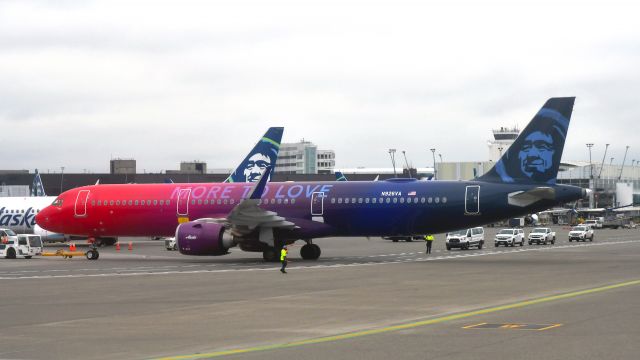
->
280, 246, 288, 274
424, 234, 435, 254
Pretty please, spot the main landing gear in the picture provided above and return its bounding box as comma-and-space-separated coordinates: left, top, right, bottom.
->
300, 242, 321, 260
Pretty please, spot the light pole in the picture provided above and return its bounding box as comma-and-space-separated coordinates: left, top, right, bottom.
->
586, 144, 594, 208
586, 143, 594, 179
401, 150, 412, 178
59, 166, 65, 194
430, 148, 437, 180
618, 145, 630, 180
598, 143, 610, 179
388, 149, 397, 178
438, 154, 442, 163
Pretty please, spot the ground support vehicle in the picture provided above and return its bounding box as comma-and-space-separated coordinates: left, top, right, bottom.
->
0, 232, 43, 259
446, 227, 484, 250
494, 228, 525, 247
568, 226, 594, 242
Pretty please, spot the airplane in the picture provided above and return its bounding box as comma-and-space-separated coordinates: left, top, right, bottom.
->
37, 98, 588, 262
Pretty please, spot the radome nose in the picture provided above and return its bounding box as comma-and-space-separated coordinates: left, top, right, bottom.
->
35, 209, 49, 226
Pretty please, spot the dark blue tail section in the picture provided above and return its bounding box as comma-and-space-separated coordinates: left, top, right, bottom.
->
479, 97, 575, 185
335, 171, 348, 181
224, 127, 284, 183
31, 169, 46, 196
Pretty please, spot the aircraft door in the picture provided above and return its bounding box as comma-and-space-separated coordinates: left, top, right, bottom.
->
465, 185, 480, 215
177, 189, 191, 217
74, 190, 90, 217
311, 192, 324, 216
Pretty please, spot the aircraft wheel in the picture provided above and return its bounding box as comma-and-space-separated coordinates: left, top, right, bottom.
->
478, 242, 483, 250
262, 248, 278, 262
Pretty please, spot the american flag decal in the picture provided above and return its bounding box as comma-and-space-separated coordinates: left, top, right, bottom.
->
408, 191, 416, 196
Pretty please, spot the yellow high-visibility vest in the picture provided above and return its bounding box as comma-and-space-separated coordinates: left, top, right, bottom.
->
280, 248, 287, 261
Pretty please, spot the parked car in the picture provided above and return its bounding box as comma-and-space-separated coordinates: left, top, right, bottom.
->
446, 227, 484, 250
568, 226, 594, 242
584, 219, 602, 229
494, 228, 525, 247
528, 227, 556, 245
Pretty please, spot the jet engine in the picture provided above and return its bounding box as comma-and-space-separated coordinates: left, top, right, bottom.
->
176, 222, 235, 256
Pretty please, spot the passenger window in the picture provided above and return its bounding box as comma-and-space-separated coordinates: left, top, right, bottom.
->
420, 197, 426, 203
399, 198, 405, 203
442, 197, 447, 203
217, 199, 222, 205
372, 198, 377, 204
277, 199, 282, 204
284, 198, 289, 204
19, 239, 27, 245
230, 199, 235, 205
331, 198, 336, 204
154, 200, 159, 205
161, 200, 165, 205
270, 199, 275, 205
116, 200, 120, 206
435, 197, 440, 204
291, 199, 296, 204
428, 197, 433, 203
146, 200, 151, 205
385, 198, 391, 204
351, 198, 356, 204
224, 199, 229, 204
413, 198, 419, 204
365, 198, 370, 203
379, 198, 383, 203
91, 200, 95, 206
191, 200, 195, 205
197, 199, 202, 205
134, 200, 139, 205
166, 200, 170, 206
358, 198, 363, 203
393, 198, 398, 203
345, 198, 350, 204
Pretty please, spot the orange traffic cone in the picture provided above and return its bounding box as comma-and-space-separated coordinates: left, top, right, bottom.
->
128, 242, 133, 251
69, 243, 76, 251
115, 242, 121, 251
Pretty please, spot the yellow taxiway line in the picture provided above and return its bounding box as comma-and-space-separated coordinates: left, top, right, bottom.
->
155, 279, 640, 360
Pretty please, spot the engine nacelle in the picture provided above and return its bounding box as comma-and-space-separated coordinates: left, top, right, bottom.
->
176, 221, 235, 256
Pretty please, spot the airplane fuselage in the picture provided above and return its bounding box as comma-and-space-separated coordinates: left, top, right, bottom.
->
36, 179, 584, 240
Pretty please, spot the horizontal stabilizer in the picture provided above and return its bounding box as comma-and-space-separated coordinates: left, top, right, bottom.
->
508, 187, 555, 207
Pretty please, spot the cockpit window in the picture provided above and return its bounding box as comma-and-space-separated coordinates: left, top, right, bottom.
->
52, 198, 63, 207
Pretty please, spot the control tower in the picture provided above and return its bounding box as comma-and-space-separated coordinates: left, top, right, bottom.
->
487, 127, 519, 162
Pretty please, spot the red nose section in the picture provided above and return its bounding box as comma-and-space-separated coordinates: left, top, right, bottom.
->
35, 207, 52, 230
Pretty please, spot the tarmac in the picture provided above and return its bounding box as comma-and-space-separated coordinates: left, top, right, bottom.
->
1, 226, 639, 360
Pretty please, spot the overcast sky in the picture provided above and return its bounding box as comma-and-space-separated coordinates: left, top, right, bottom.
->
1, 0, 639, 173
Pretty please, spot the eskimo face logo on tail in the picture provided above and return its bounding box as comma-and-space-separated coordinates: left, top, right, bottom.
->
494, 105, 570, 184
243, 152, 274, 182
225, 127, 283, 183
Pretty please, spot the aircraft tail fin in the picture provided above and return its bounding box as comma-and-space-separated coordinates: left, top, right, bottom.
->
224, 127, 284, 183
478, 97, 575, 185
31, 169, 46, 197
335, 171, 348, 181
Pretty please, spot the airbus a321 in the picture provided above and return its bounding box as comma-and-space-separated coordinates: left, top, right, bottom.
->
37, 98, 588, 261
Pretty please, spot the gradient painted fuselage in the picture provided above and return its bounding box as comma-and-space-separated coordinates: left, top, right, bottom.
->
36, 179, 583, 240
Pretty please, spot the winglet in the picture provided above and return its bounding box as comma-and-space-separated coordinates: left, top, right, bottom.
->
225, 127, 284, 183
335, 171, 348, 181
31, 169, 46, 197
249, 166, 272, 200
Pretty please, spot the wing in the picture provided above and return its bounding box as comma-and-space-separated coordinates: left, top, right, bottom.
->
194, 167, 298, 246
508, 187, 555, 207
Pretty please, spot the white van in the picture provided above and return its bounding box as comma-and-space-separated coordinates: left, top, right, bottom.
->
446, 227, 485, 250
0, 230, 42, 259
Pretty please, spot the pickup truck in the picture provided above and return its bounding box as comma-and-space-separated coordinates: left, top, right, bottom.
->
583, 219, 602, 229
528, 227, 556, 245
568, 225, 594, 242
